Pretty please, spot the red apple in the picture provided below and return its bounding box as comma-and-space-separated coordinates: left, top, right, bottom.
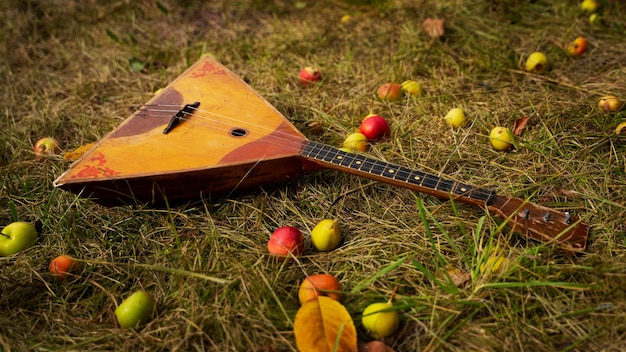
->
298, 273, 342, 305
267, 226, 304, 259
376, 83, 403, 102
298, 67, 322, 86
567, 37, 588, 56
49, 255, 80, 281
34, 137, 61, 160
359, 114, 390, 141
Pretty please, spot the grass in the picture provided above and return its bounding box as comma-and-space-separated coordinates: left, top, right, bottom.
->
1, 0, 626, 351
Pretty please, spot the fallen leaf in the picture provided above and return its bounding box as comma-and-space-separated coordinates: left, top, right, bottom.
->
422, 18, 445, 39
63, 142, 96, 162
308, 121, 323, 135
513, 115, 530, 136
294, 296, 357, 352
615, 121, 626, 135
443, 266, 470, 288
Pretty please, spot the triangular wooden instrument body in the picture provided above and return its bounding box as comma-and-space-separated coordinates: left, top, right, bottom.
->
55, 57, 589, 252
54, 57, 318, 205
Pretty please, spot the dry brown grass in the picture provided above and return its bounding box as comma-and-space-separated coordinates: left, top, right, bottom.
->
1, 0, 626, 351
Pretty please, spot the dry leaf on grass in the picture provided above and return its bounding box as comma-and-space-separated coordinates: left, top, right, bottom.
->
422, 18, 445, 39
513, 115, 530, 136
443, 266, 471, 288
294, 296, 357, 352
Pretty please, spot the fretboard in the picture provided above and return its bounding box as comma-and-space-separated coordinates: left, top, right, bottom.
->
301, 140, 496, 206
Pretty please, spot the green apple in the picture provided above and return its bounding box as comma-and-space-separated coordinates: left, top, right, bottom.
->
311, 219, 342, 251
524, 52, 548, 73
361, 301, 400, 339
115, 290, 155, 329
489, 126, 514, 151
0, 222, 38, 256
444, 108, 467, 128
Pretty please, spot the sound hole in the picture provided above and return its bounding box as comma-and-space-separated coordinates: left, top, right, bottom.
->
230, 128, 248, 137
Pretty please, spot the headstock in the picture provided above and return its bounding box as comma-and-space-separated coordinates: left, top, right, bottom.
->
488, 196, 589, 253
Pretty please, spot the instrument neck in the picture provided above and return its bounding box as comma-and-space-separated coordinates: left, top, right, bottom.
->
300, 140, 496, 208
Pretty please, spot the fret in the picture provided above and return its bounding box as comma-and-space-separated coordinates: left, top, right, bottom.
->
303, 141, 324, 159
357, 156, 376, 173
437, 179, 455, 193
333, 149, 355, 167
407, 170, 427, 186
422, 174, 440, 189
453, 182, 473, 197
301, 140, 497, 205
316, 144, 335, 162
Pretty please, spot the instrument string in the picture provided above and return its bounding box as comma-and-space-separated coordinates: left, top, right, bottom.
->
136, 104, 498, 200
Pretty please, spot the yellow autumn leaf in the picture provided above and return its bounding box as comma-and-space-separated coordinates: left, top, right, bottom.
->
294, 296, 357, 352
63, 142, 96, 162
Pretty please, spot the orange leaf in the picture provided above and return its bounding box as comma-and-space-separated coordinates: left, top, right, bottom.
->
63, 142, 96, 162
422, 18, 445, 39
513, 115, 530, 136
294, 296, 357, 352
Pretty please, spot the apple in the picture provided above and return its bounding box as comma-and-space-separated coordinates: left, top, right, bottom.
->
297, 273, 342, 305
581, 0, 600, 13
400, 80, 424, 97
376, 83, 403, 102
0, 222, 38, 256
342, 132, 368, 152
524, 52, 548, 73
489, 126, 514, 151
359, 114, 390, 141
298, 67, 322, 86
597, 95, 622, 113
49, 255, 80, 281
589, 13, 603, 26
115, 290, 155, 329
567, 37, 588, 56
361, 301, 400, 339
311, 219, 342, 251
267, 226, 304, 259
444, 108, 467, 128
33, 137, 61, 160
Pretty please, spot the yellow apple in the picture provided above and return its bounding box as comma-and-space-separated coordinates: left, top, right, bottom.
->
342, 132, 368, 152
361, 302, 400, 339
33, 137, 61, 160
524, 52, 548, 73
597, 95, 622, 113
444, 108, 467, 128
489, 126, 513, 151
581, 0, 600, 13
589, 13, 603, 26
400, 80, 424, 97
311, 219, 342, 251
